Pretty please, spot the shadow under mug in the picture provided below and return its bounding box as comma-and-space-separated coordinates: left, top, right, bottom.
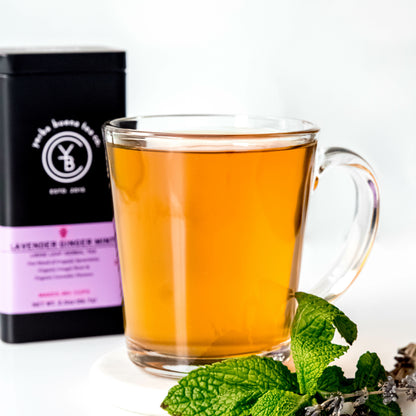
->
103, 115, 380, 378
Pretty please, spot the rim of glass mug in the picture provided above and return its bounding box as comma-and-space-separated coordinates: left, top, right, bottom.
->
103, 114, 320, 151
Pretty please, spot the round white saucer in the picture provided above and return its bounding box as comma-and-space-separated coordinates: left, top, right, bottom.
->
89, 348, 176, 415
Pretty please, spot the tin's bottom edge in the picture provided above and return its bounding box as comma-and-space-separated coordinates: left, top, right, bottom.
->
0, 305, 124, 343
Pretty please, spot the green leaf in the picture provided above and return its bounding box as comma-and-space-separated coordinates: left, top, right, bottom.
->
354, 352, 387, 390
162, 383, 260, 416
161, 356, 297, 416
353, 354, 400, 416
291, 293, 357, 395
366, 396, 402, 416
251, 389, 310, 416
317, 366, 345, 391
317, 365, 354, 393
292, 336, 348, 395
292, 293, 358, 345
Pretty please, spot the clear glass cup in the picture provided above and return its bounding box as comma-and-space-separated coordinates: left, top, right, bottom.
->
103, 115, 379, 378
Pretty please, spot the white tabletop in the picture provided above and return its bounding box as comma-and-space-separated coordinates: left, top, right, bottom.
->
1, 239, 415, 415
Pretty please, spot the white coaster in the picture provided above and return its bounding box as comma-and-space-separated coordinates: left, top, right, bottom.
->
89, 348, 176, 415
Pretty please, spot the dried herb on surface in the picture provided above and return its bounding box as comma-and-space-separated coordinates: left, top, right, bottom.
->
390, 344, 416, 381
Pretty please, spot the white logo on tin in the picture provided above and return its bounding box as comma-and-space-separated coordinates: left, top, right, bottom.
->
41, 131, 93, 183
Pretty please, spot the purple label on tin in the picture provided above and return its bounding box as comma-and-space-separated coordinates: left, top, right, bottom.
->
0, 222, 122, 314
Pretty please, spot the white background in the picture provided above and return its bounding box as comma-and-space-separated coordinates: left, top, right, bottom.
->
1, 1, 416, 415
1, 0, 415, 242
2, 0, 416, 244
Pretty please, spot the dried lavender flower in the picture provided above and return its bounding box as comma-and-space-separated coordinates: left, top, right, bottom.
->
305, 405, 322, 416
401, 372, 416, 401
382, 376, 398, 405
327, 395, 345, 416
353, 389, 369, 407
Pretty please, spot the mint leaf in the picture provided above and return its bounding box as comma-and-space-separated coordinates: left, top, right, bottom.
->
317, 366, 354, 393
317, 366, 344, 391
161, 356, 297, 416
292, 293, 358, 344
366, 396, 402, 416
291, 293, 357, 395
355, 352, 387, 390
292, 336, 348, 395
251, 389, 309, 416
161, 382, 260, 416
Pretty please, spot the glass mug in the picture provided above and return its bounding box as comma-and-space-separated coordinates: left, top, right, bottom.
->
103, 115, 379, 377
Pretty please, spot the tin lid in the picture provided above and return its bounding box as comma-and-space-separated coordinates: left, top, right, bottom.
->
0, 47, 126, 74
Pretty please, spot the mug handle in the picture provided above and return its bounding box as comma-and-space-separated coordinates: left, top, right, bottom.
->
308, 147, 380, 301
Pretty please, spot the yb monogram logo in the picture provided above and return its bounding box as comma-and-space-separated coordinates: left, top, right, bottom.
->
41, 131, 93, 183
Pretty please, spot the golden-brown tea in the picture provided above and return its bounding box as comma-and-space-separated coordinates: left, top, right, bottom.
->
107, 141, 316, 359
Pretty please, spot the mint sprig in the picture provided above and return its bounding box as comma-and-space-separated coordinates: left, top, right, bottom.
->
161, 356, 298, 416
161, 292, 411, 416
291, 292, 357, 395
